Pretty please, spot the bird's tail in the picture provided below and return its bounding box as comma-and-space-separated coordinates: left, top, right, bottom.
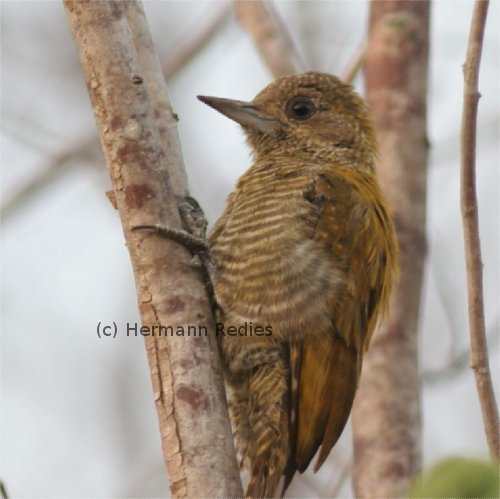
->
238, 360, 289, 498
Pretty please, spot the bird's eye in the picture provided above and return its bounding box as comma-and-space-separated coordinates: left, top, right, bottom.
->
286, 97, 316, 120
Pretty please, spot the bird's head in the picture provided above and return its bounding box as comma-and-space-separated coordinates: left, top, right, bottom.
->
198, 71, 377, 167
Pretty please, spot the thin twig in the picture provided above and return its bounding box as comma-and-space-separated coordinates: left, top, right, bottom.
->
0, 136, 101, 221
422, 319, 499, 384
324, 455, 353, 497
266, 1, 307, 72
233, 0, 297, 78
1, 113, 62, 154
342, 42, 366, 84
459, 0, 498, 459
162, 3, 231, 79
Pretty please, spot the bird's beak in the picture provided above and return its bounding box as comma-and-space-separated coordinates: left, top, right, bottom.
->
197, 95, 275, 133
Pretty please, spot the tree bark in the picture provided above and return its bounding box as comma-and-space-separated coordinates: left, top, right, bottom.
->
352, 1, 430, 496
63, 1, 243, 497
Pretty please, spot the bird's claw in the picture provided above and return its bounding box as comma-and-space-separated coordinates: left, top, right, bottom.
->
132, 224, 209, 254
132, 195, 210, 254
132, 196, 218, 308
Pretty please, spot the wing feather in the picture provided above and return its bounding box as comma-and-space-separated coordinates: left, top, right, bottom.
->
283, 169, 397, 487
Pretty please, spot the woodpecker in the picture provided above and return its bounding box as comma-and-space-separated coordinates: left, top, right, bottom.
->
198, 71, 398, 497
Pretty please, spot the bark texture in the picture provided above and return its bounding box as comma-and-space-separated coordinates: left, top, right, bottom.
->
64, 2, 243, 497
352, 2, 430, 496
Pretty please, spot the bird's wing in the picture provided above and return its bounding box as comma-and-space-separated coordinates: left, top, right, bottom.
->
294, 332, 359, 474
285, 169, 395, 485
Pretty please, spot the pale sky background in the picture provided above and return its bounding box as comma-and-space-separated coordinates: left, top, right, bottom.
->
1, 1, 499, 497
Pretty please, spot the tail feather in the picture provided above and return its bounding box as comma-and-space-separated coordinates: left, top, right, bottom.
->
234, 333, 359, 497
282, 341, 302, 494
245, 362, 289, 498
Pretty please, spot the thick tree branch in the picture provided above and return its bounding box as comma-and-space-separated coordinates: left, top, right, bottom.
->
460, 0, 498, 459
233, 0, 298, 78
352, 2, 429, 496
4, 5, 229, 220
63, 1, 243, 496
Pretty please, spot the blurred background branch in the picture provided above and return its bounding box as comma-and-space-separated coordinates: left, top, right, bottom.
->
341, 42, 366, 84
352, 1, 430, 495
422, 318, 499, 384
162, 2, 231, 80
234, 0, 300, 77
1, 136, 100, 220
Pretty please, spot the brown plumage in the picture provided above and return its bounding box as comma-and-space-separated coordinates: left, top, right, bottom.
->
198, 71, 398, 497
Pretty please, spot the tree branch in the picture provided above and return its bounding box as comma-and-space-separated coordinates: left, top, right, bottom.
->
162, 3, 231, 80
4, 5, 230, 220
233, 0, 298, 78
0, 136, 101, 221
352, 2, 430, 496
342, 42, 366, 84
324, 456, 353, 497
422, 319, 499, 384
459, 0, 498, 460
63, 1, 243, 496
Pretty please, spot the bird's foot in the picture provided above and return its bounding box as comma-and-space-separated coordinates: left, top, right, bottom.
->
132, 196, 217, 291
133, 196, 209, 251
132, 223, 208, 254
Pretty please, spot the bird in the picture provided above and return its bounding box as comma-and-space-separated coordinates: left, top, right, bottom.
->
197, 71, 398, 498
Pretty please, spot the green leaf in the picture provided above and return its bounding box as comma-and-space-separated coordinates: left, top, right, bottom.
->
409, 457, 499, 498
